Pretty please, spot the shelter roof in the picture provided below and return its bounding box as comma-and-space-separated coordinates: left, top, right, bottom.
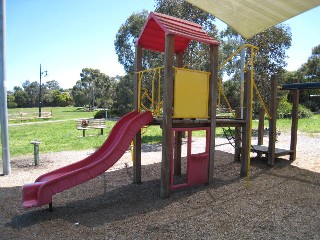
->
135, 12, 219, 53
186, 0, 320, 39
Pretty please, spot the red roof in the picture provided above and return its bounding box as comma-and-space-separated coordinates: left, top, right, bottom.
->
136, 12, 219, 53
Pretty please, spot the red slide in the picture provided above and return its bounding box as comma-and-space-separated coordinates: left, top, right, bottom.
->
22, 111, 153, 209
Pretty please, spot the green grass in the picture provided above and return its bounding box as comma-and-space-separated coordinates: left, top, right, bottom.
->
8, 120, 116, 157
2, 107, 320, 158
8, 106, 94, 123
252, 114, 320, 134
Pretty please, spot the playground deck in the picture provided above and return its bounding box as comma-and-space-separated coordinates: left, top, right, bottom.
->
153, 117, 246, 128
251, 145, 293, 157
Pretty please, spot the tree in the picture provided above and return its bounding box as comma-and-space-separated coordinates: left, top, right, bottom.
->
111, 75, 134, 116
20, 80, 40, 107
71, 68, 113, 109
298, 44, 320, 82
220, 25, 292, 106
71, 80, 88, 107
114, 1, 220, 74
115, 10, 151, 73
293, 44, 320, 110
7, 91, 17, 108
44, 80, 61, 91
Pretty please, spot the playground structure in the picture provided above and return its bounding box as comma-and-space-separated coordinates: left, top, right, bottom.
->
252, 79, 320, 165
133, 12, 258, 197
22, 12, 318, 210
133, 12, 318, 197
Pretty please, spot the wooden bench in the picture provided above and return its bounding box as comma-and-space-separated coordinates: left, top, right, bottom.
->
76, 118, 107, 137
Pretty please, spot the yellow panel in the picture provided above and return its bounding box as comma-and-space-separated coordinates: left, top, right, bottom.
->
173, 68, 210, 119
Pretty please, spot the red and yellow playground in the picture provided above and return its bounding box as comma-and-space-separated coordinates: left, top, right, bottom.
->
22, 12, 308, 210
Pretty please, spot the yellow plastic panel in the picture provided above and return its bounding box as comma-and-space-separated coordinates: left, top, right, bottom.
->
173, 68, 210, 119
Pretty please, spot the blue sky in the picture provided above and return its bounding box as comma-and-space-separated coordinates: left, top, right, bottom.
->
6, 1, 320, 91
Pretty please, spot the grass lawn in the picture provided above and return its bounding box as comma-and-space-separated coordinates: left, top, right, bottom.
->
1, 107, 319, 158
8, 106, 94, 122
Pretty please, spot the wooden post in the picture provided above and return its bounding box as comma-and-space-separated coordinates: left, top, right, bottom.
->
234, 107, 241, 162
240, 71, 252, 177
133, 44, 142, 184
268, 74, 278, 166
258, 107, 265, 146
174, 51, 184, 175
257, 107, 265, 158
30, 141, 41, 166
290, 81, 299, 161
208, 44, 219, 184
161, 34, 175, 198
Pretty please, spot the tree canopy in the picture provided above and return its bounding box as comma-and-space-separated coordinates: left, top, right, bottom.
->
71, 68, 115, 109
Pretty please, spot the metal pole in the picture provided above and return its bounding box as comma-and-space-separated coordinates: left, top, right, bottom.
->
240, 46, 245, 118
0, 0, 11, 175
39, 64, 42, 117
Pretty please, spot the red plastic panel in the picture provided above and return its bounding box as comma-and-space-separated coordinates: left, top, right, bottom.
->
188, 153, 209, 186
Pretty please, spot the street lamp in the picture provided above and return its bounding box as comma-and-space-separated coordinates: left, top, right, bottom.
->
39, 64, 47, 117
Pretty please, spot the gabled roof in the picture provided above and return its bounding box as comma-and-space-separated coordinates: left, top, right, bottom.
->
135, 12, 219, 53
186, 0, 320, 39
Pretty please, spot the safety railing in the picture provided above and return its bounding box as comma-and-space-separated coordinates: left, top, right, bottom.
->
217, 44, 271, 119
136, 44, 271, 120
136, 67, 163, 117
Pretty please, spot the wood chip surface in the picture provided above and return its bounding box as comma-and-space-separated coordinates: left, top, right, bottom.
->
0, 133, 319, 239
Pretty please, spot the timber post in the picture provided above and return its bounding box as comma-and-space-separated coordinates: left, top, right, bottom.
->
268, 74, 278, 166
208, 44, 219, 184
133, 44, 142, 184
240, 71, 252, 177
290, 79, 299, 161
257, 107, 265, 158
161, 34, 175, 198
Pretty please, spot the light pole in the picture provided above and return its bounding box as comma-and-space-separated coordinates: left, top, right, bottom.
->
39, 64, 47, 117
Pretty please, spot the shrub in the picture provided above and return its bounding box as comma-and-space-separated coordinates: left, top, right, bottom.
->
303, 101, 319, 112
94, 110, 106, 119
298, 104, 313, 118
277, 99, 292, 119
277, 99, 313, 119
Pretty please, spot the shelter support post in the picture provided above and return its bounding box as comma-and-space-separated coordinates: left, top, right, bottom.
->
268, 75, 278, 166
161, 34, 174, 198
290, 82, 299, 161
133, 44, 142, 184
240, 71, 253, 177
208, 44, 219, 184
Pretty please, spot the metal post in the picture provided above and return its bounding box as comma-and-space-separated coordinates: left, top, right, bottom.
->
39, 64, 42, 117
240, 45, 245, 118
0, 0, 11, 175
39, 64, 47, 117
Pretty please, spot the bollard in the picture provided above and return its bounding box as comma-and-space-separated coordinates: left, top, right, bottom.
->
30, 141, 41, 166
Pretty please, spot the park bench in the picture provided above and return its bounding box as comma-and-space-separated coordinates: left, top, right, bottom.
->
75, 118, 107, 137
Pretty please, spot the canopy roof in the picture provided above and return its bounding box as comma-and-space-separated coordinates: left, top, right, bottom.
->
135, 12, 219, 53
186, 0, 320, 39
